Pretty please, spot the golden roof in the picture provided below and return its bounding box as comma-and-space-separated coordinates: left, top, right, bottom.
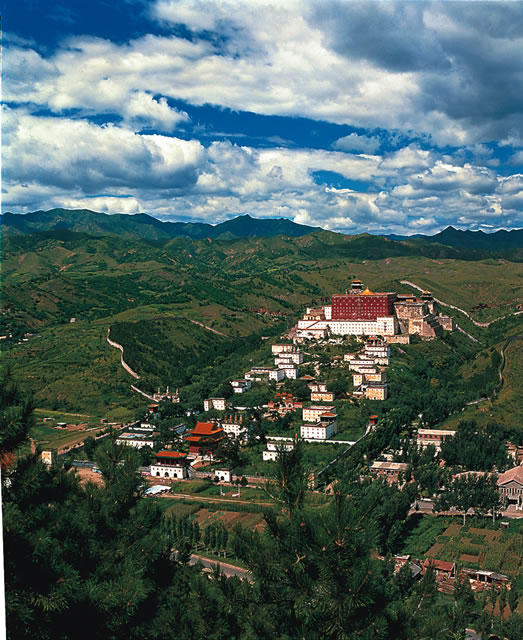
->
361, 287, 374, 295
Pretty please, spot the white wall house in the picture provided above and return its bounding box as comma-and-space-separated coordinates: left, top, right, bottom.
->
269, 368, 285, 382
302, 405, 336, 423
115, 433, 157, 449
222, 420, 248, 441
214, 468, 233, 482
263, 439, 294, 461
150, 451, 188, 479
301, 421, 337, 440
272, 344, 296, 354
204, 398, 226, 411
230, 379, 252, 394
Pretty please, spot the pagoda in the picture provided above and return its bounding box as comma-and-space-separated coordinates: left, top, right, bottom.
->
185, 421, 225, 457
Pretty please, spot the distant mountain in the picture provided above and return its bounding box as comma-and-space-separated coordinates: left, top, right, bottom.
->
424, 226, 523, 250
1, 209, 320, 241
386, 226, 523, 250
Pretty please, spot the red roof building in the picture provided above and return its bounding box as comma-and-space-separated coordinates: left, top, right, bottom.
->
331, 288, 396, 321
423, 559, 456, 578
154, 450, 187, 464
151, 450, 189, 479
185, 421, 225, 457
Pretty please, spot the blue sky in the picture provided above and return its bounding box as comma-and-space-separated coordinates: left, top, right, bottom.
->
3, 0, 523, 234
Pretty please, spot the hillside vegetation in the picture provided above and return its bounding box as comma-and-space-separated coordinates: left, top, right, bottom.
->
2, 225, 522, 420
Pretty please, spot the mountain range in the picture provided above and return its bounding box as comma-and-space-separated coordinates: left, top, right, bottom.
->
1, 209, 320, 242
388, 226, 523, 251
3, 209, 523, 254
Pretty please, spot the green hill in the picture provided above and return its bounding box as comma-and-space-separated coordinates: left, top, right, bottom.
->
3, 226, 523, 417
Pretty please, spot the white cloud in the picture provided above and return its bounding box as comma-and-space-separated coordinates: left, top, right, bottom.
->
4, 108, 523, 234
333, 133, 381, 153
4, 1, 523, 233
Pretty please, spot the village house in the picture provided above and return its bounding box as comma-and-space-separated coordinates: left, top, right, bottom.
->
311, 390, 335, 402
302, 405, 336, 423
115, 432, 158, 449
461, 568, 511, 592
496, 466, 523, 510
230, 379, 252, 394
364, 382, 388, 401
416, 428, 456, 452
369, 461, 408, 483
203, 397, 226, 412
301, 416, 337, 440
423, 559, 456, 579
220, 415, 248, 442
150, 450, 189, 479
271, 344, 295, 354
185, 421, 225, 458
263, 438, 294, 461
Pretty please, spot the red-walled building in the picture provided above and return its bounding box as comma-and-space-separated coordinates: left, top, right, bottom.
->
185, 421, 225, 457
331, 288, 396, 320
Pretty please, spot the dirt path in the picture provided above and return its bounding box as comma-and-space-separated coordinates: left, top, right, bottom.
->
188, 319, 230, 337
159, 493, 273, 507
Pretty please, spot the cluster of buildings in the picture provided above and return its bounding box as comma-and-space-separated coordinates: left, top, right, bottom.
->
370, 426, 523, 514
344, 337, 391, 401
244, 343, 303, 383
294, 280, 454, 341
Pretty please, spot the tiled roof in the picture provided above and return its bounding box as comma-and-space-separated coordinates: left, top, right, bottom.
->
155, 450, 187, 459
423, 559, 455, 572
497, 466, 523, 486
190, 421, 223, 435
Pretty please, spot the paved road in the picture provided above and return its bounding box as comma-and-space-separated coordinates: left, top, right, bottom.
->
190, 554, 253, 581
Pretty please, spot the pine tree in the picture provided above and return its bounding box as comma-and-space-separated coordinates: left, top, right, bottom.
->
508, 587, 518, 613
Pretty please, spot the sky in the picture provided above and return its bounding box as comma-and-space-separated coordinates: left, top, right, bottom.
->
3, 0, 523, 235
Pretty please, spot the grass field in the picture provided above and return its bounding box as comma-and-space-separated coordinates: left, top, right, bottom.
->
401, 515, 523, 589
438, 337, 523, 430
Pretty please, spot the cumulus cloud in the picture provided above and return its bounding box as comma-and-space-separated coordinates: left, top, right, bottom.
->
4, 0, 523, 233
333, 133, 380, 154
3, 108, 205, 194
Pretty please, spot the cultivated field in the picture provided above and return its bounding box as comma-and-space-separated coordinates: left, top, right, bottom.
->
401, 515, 523, 590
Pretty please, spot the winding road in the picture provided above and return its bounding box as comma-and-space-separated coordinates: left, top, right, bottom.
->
400, 280, 523, 328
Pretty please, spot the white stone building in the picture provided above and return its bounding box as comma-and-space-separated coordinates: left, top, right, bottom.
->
263, 438, 294, 461
204, 397, 226, 412
269, 368, 285, 382
116, 432, 158, 449
302, 405, 336, 423
230, 379, 252, 394
150, 451, 189, 479
301, 421, 337, 440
